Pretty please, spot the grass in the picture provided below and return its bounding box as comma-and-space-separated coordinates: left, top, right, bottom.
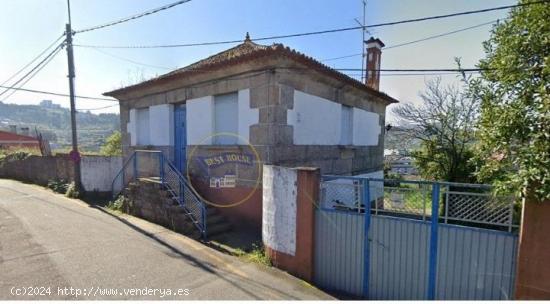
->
234, 243, 271, 267
106, 195, 126, 213
381, 186, 433, 216
0, 147, 41, 164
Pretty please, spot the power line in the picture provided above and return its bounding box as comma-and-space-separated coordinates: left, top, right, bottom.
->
74, 1, 549, 49
75, 0, 193, 33
76, 104, 118, 111
1, 34, 64, 87
335, 68, 487, 72
384, 19, 500, 50
0, 42, 65, 98
2, 46, 64, 102
345, 71, 481, 77
321, 19, 499, 62
0, 85, 118, 102
76, 42, 173, 70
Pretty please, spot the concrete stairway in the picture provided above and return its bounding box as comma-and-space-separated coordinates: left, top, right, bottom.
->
123, 179, 232, 240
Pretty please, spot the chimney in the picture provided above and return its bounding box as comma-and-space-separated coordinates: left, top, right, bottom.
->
9, 125, 17, 134
365, 37, 385, 90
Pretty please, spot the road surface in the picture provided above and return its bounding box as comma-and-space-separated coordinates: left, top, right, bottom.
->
0, 179, 332, 300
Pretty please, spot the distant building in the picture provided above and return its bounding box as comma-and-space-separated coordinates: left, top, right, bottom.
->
39, 100, 61, 109
0, 130, 40, 150
386, 156, 418, 176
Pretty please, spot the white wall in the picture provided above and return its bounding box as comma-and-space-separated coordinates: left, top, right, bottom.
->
356, 170, 384, 201
186, 96, 214, 145
288, 90, 380, 146
352, 108, 380, 146
288, 90, 341, 145
136, 108, 150, 145
81, 156, 123, 192
321, 170, 384, 210
262, 165, 297, 256
149, 104, 174, 146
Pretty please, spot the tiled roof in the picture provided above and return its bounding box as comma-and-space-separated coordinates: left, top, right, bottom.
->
105, 35, 398, 104
0, 130, 38, 141
166, 34, 271, 75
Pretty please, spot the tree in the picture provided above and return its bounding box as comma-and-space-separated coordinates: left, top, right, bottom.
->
100, 131, 122, 156
464, 1, 549, 201
392, 78, 478, 182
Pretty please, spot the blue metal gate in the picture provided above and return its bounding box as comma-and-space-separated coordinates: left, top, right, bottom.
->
174, 105, 186, 173
314, 176, 519, 300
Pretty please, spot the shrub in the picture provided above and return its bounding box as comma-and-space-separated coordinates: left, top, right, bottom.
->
246, 243, 271, 266
65, 182, 80, 199
47, 179, 69, 194
107, 195, 127, 212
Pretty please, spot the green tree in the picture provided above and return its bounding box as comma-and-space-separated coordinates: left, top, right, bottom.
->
100, 131, 122, 156
393, 78, 478, 182
464, 1, 550, 201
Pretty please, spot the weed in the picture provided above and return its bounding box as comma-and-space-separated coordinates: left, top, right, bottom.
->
106, 195, 126, 212
47, 179, 69, 194
65, 182, 80, 199
245, 243, 271, 266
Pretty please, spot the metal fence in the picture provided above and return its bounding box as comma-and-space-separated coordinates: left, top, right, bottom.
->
314, 176, 519, 300
110, 150, 207, 239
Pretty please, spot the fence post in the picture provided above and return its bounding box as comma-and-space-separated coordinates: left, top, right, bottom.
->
427, 182, 440, 300
444, 185, 449, 224
133, 152, 138, 181
362, 178, 371, 298
159, 153, 164, 183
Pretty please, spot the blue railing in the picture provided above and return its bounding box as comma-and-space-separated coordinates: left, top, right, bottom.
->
111, 152, 137, 198
111, 150, 207, 239
320, 175, 517, 231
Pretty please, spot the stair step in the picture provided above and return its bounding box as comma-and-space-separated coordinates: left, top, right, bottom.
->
207, 214, 225, 225
207, 222, 232, 237
206, 207, 219, 216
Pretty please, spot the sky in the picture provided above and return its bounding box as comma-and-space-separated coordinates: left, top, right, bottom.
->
0, 0, 516, 122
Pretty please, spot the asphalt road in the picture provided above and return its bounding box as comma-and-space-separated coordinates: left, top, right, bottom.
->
0, 179, 332, 300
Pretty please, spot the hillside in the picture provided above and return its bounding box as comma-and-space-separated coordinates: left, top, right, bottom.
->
0, 100, 119, 152
384, 126, 420, 155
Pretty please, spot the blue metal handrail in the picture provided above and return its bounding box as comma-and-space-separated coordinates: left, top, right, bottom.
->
162, 159, 207, 239
109, 150, 208, 240
111, 151, 137, 198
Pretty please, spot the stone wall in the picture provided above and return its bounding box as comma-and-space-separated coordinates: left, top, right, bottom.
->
0, 154, 122, 193
123, 180, 202, 239
0, 154, 74, 186
119, 65, 389, 176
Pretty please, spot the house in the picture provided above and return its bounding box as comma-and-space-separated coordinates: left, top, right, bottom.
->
105, 34, 398, 229
0, 129, 41, 150
386, 156, 418, 176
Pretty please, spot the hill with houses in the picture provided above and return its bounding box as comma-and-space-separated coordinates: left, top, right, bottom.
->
0, 100, 119, 152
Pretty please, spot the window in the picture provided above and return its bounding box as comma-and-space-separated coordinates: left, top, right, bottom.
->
213, 92, 238, 145
340, 105, 353, 145
136, 107, 150, 145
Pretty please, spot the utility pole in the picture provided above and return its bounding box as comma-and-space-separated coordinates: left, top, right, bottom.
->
65, 0, 82, 190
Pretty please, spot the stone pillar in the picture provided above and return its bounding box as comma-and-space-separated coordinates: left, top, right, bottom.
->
515, 198, 550, 299
262, 165, 319, 282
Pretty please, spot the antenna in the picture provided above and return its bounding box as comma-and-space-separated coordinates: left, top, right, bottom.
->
354, 0, 368, 82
